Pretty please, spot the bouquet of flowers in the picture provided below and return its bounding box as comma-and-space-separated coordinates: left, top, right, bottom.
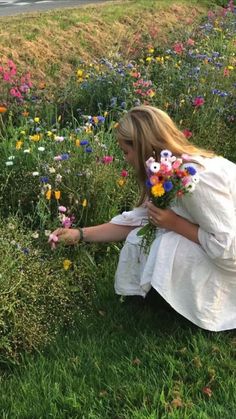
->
137, 149, 199, 252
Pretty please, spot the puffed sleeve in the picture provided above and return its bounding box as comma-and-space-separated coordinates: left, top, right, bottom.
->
110, 206, 148, 227
181, 169, 236, 260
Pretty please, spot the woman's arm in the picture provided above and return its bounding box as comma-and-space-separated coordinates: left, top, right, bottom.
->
51, 223, 136, 246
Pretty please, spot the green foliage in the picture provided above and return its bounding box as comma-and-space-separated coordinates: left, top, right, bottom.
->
0, 216, 98, 362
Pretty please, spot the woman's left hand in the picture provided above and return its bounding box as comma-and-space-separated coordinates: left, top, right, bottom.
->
146, 201, 178, 231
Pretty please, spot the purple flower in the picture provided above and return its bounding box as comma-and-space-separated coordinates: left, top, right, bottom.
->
85, 147, 93, 153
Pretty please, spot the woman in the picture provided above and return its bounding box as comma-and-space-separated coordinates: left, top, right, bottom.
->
51, 105, 236, 332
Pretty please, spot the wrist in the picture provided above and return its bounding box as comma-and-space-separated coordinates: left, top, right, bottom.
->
77, 227, 84, 243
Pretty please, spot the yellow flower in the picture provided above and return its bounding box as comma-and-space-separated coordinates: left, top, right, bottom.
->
20, 130, 26, 135
227, 66, 234, 70
30, 134, 41, 142
82, 199, 87, 207
113, 122, 119, 129
77, 69, 83, 78
76, 139, 80, 147
47, 131, 53, 137
146, 56, 152, 62
34, 117, 40, 123
58, 115, 62, 122
151, 184, 165, 197
93, 116, 99, 124
148, 48, 154, 54
16, 140, 23, 150
54, 190, 61, 200
46, 190, 52, 200
63, 259, 72, 271
104, 111, 108, 117
117, 179, 125, 187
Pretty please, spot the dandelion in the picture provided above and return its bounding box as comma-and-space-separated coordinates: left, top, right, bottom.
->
63, 259, 72, 271
117, 179, 125, 187
16, 141, 23, 150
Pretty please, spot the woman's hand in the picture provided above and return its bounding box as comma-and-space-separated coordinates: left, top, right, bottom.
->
146, 201, 178, 231
49, 228, 81, 248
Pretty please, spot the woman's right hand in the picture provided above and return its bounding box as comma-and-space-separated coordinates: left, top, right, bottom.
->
49, 228, 81, 248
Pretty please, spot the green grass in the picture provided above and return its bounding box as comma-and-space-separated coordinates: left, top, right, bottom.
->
1, 259, 235, 418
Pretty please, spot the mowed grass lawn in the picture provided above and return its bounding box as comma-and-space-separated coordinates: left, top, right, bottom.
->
1, 259, 236, 418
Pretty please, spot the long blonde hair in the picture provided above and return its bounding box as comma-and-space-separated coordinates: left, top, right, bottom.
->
116, 105, 215, 204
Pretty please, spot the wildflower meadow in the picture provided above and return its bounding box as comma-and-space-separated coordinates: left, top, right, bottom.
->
0, 1, 235, 417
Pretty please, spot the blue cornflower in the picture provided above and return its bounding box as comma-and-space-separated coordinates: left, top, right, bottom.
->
163, 180, 173, 192
85, 147, 93, 153
61, 153, 70, 160
186, 166, 197, 175
98, 116, 105, 123
145, 179, 152, 188
40, 176, 49, 183
80, 140, 89, 146
22, 248, 29, 255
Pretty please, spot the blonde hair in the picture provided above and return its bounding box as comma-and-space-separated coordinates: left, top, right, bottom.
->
116, 105, 215, 204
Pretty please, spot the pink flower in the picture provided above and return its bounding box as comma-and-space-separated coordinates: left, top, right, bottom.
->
48, 233, 59, 250
186, 38, 195, 46
121, 169, 128, 177
173, 42, 184, 54
58, 206, 67, 213
62, 217, 72, 228
102, 156, 113, 164
182, 129, 193, 139
193, 97, 205, 107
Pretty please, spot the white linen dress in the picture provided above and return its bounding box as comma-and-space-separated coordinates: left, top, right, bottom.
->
110, 156, 236, 331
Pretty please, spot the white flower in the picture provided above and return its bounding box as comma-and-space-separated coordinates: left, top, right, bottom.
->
49, 167, 56, 174
8, 223, 16, 230
38, 147, 45, 152
55, 174, 62, 183
8, 155, 15, 160
24, 149, 31, 153
32, 171, 39, 176
44, 230, 51, 237
31, 231, 39, 239
54, 136, 65, 142
6, 161, 13, 166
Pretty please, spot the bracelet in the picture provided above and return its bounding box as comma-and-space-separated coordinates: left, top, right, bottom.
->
77, 227, 84, 242
78, 227, 84, 242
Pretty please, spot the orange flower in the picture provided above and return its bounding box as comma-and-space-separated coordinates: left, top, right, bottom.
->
54, 190, 61, 200
22, 111, 29, 117
46, 190, 52, 200
0, 106, 7, 113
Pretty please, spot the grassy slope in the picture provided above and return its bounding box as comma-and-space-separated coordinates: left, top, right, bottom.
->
0, 0, 215, 89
